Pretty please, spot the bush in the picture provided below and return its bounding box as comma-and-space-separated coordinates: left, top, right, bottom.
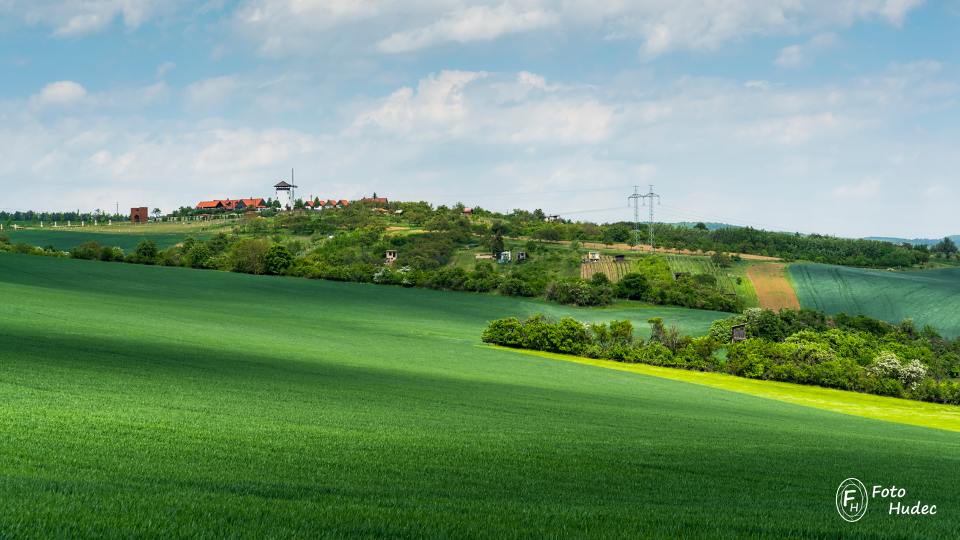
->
615, 272, 649, 300
228, 238, 271, 274
497, 277, 534, 297
264, 245, 294, 275
481, 317, 524, 347
70, 241, 102, 260
520, 315, 558, 351
545, 278, 613, 307
99, 246, 124, 262
184, 243, 212, 269
553, 318, 590, 354
131, 240, 158, 265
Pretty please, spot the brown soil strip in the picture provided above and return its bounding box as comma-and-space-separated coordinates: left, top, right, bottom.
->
747, 263, 800, 311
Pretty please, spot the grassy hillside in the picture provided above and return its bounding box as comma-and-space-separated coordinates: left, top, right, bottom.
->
1, 254, 958, 538
4, 227, 211, 251
790, 263, 960, 338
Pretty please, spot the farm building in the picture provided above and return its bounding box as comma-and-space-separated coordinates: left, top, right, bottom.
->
499, 251, 512, 263
385, 250, 398, 264
304, 199, 350, 210
130, 207, 149, 224
195, 198, 268, 211
196, 200, 224, 210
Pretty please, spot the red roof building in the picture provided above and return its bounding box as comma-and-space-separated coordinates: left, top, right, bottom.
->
195, 198, 268, 211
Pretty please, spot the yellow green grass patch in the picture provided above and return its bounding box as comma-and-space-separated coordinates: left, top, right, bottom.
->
502, 347, 960, 433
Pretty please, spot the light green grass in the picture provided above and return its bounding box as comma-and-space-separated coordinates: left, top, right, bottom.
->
790, 263, 960, 338
1, 254, 959, 538
508, 348, 960, 432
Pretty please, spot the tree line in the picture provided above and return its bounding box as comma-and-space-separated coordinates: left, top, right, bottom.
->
482, 309, 960, 405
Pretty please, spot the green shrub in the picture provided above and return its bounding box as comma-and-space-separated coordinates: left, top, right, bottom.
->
264, 245, 294, 275
70, 241, 102, 260
228, 238, 271, 274
481, 317, 524, 347
131, 240, 159, 265
615, 272, 649, 300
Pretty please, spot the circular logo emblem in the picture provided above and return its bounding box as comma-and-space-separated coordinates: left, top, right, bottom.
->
836, 478, 869, 522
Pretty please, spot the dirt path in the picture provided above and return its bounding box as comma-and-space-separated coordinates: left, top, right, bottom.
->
747, 263, 800, 311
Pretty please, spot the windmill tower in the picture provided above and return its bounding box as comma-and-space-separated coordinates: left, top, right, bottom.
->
274, 169, 297, 210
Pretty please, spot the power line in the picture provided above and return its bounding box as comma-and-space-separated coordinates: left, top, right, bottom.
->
628, 185, 660, 251
552, 205, 626, 217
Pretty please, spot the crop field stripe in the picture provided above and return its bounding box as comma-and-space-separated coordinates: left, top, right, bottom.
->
790, 263, 960, 338
500, 347, 960, 433
746, 262, 800, 311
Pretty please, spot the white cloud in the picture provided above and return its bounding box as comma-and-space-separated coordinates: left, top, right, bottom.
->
737, 112, 847, 145
230, 0, 926, 58
833, 179, 882, 199
352, 70, 614, 144
11, 0, 180, 36
184, 76, 241, 108
775, 45, 805, 68
775, 32, 837, 68
156, 61, 176, 79
377, 4, 558, 53
354, 70, 487, 137
31, 80, 88, 107
745, 80, 772, 91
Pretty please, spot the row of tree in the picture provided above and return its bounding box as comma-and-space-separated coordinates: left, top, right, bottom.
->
481, 310, 960, 405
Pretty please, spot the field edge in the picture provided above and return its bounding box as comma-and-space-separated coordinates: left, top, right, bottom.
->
489, 345, 960, 433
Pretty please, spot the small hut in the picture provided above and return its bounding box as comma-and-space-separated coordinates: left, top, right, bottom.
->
731, 324, 747, 343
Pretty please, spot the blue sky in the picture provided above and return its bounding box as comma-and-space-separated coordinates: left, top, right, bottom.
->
1, 1, 958, 238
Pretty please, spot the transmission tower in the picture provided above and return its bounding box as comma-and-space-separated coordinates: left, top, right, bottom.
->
627, 185, 661, 252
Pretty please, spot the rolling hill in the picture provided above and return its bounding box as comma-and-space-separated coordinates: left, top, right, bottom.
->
864, 235, 960, 246
1, 254, 958, 538
790, 263, 960, 338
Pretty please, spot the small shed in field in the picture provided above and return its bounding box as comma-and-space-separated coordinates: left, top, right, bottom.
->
731, 324, 747, 342
587, 251, 601, 262
499, 251, 512, 263
385, 250, 398, 264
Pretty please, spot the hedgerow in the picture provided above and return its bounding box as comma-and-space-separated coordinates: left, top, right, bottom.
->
483, 309, 960, 405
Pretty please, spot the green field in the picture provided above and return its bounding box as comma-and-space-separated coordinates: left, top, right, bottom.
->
665, 254, 759, 306
2, 254, 959, 538
3, 227, 211, 251
790, 263, 960, 338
